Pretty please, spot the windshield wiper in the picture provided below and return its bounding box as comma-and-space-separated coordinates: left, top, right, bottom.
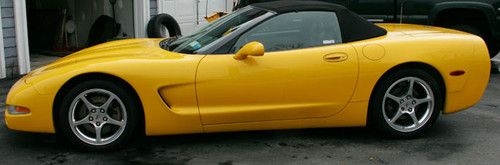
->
159, 37, 178, 50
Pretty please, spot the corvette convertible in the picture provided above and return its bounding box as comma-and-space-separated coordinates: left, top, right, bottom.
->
4, 1, 490, 150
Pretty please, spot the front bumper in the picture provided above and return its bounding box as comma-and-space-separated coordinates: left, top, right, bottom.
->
4, 77, 56, 133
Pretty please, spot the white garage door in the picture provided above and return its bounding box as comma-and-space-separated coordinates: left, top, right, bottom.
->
158, 0, 234, 35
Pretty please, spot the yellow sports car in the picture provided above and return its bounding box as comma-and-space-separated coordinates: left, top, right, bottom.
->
4, 1, 490, 150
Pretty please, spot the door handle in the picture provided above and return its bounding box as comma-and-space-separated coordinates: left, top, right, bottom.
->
323, 53, 348, 62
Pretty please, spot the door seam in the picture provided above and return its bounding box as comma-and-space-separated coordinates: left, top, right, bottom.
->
194, 55, 208, 132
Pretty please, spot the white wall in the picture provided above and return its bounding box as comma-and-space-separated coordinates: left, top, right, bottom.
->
198, 0, 233, 22
0, 6, 6, 78
158, 0, 234, 35
158, 0, 197, 35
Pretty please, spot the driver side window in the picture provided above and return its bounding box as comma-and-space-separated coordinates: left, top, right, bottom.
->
232, 11, 343, 53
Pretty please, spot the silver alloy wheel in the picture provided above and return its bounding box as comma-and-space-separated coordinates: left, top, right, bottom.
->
68, 88, 127, 146
382, 77, 435, 133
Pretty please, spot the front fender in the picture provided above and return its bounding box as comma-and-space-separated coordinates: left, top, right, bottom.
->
17, 54, 206, 136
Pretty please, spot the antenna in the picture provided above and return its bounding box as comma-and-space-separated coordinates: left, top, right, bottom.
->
399, 0, 408, 24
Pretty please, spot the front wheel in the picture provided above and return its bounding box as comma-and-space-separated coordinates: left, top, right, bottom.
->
58, 80, 140, 150
369, 69, 443, 138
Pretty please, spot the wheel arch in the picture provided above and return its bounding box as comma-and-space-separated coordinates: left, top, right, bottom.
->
367, 62, 446, 123
52, 72, 145, 135
429, 2, 498, 38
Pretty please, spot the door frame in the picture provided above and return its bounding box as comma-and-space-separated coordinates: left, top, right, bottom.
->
0, 5, 6, 78
134, 0, 150, 38
14, 0, 30, 75
13, 0, 150, 75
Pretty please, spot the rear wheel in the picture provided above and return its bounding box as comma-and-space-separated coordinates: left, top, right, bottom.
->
369, 69, 443, 138
58, 80, 140, 151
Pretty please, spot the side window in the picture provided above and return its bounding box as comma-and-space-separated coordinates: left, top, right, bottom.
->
232, 11, 342, 53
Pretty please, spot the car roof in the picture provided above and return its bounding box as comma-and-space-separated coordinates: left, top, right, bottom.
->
251, 0, 348, 14
250, 0, 388, 43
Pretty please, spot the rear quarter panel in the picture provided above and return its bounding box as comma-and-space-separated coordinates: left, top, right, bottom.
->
349, 27, 490, 114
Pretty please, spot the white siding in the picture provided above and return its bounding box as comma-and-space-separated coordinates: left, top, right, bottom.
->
1, 0, 17, 78
0, 6, 5, 78
156, 0, 234, 35
150, 0, 158, 17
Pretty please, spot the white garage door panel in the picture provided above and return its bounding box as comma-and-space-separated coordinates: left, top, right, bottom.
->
160, 0, 197, 35
197, 0, 228, 26
158, 0, 234, 35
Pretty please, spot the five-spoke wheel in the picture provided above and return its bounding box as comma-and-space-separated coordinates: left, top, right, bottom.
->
69, 89, 127, 145
370, 69, 443, 138
59, 80, 140, 150
383, 77, 434, 133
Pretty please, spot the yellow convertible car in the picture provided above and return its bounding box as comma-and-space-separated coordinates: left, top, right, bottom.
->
4, 1, 490, 150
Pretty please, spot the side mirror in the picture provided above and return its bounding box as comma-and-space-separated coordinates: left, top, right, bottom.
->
233, 41, 265, 60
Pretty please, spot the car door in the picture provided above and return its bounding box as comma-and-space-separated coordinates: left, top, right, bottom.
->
196, 11, 359, 125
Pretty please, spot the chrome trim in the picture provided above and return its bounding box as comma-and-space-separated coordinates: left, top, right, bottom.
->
367, 19, 384, 23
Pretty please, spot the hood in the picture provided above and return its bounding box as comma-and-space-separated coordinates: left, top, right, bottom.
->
29, 38, 182, 75
63, 38, 166, 62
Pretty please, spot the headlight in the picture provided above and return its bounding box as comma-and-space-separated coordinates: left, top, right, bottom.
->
6, 105, 31, 115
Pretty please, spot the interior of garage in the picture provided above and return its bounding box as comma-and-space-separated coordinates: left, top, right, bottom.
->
25, 0, 135, 69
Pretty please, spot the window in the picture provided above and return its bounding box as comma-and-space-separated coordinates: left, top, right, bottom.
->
232, 11, 342, 53
167, 7, 269, 54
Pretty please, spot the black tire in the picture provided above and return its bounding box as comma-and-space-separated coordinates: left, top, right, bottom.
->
147, 14, 182, 38
58, 80, 140, 151
369, 69, 443, 138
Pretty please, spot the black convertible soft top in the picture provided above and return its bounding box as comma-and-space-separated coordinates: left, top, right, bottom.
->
251, 0, 387, 43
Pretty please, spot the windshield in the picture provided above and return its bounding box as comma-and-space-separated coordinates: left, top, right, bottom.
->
164, 7, 269, 54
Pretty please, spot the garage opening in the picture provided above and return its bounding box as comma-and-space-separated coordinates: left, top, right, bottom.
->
25, 0, 135, 69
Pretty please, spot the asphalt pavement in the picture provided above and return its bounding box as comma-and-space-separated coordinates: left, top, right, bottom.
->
0, 66, 499, 165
